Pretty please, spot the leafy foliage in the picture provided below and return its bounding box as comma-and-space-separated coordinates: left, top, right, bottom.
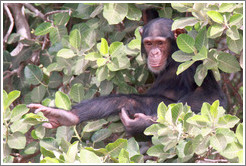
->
3, 2, 243, 163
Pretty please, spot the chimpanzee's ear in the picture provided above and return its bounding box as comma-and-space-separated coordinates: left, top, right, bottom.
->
172, 29, 186, 40
139, 27, 143, 36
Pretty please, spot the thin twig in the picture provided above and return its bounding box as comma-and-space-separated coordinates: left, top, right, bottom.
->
23, 3, 46, 20
3, 4, 14, 43
3, 63, 25, 81
44, 9, 71, 21
222, 74, 243, 114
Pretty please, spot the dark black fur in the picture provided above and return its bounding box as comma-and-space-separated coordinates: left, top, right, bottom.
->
72, 18, 227, 132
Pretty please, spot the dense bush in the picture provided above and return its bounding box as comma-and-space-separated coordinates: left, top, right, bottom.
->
3, 3, 243, 163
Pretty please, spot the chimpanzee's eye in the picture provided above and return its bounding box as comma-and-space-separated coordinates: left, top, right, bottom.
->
145, 41, 152, 46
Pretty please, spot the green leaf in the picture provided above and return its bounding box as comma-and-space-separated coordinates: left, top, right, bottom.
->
203, 49, 218, 69
100, 38, 109, 55
176, 60, 195, 75
194, 64, 208, 86
210, 133, 227, 152
207, 11, 224, 24
48, 72, 62, 89
31, 85, 46, 103
217, 53, 241, 73
10, 104, 29, 122
238, 150, 243, 163
106, 138, 128, 158
64, 141, 78, 163
40, 137, 59, 151
115, 55, 130, 70
97, 58, 107, 67
210, 100, 220, 119
157, 102, 168, 123
103, 3, 128, 24
146, 144, 165, 158
7, 33, 20, 44
55, 91, 71, 110
219, 3, 236, 13
70, 83, 84, 103
24, 141, 39, 155
40, 146, 55, 158
80, 149, 102, 163
216, 128, 236, 144
83, 119, 108, 132
227, 34, 243, 54
4, 90, 21, 110
126, 4, 141, 21
187, 115, 210, 128
91, 128, 112, 143
107, 58, 120, 71
176, 34, 195, 53
127, 137, 140, 157
34, 22, 53, 36
109, 42, 123, 57
226, 25, 240, 40
207, 24, 225, 38
192, 46, 207, 61
69, 29, 82, 50
201, 102, 212, 121
119, 149, 130, 163
54, 13, 70, 26
172, 17, 198, 30
220, 142, 242, 159
8, 132, 26, 149
236, 123, 243, 145
158, 6, 173, 19
41, 157, 59, 163
49, 25, 68, 45
172, 50, 193, 62
96, 66, 108, 82
184, 141, 194, 156
218, 114, 240, 128
99, 80, 114, 96
35, 125, 46, 139
57, 48, 75, 59
108, 122, 124, 133
195, 27, 208, 51
144, 124, 164, 136
56, 126, 74, 144
229, 14, 243, 27
10, 119, 31, 133
85, 52, 102, 61
171, 103, 183, 125
24, 65, 43, 85
171, 3, 192, 12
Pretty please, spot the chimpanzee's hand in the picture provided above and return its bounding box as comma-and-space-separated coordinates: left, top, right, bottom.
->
27, 104, 79, 129
119, 108, 157, 135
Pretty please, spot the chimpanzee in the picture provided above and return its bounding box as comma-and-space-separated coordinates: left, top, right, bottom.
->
28, 18, 227, 137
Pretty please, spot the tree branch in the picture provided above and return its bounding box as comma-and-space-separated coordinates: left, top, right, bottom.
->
8, 3, 31, 56
3, 4, 14, 44
23, 3, 46, 20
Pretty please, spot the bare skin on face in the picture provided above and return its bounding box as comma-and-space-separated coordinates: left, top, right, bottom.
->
143, 37, 170, 73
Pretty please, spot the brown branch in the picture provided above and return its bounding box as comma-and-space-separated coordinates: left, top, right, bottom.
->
3, 4, 14, 44
3, 63, 25, 80
44, 9, 71, 21
23, 3, 46, 20
222, 74, 243, 114
196, 158, 228, 163
7, 3, 31, 56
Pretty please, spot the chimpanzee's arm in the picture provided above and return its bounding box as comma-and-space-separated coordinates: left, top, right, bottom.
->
71, 94, 174, 124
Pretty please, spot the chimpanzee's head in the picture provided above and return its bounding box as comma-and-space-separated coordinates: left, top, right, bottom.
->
140, 18, 183, 74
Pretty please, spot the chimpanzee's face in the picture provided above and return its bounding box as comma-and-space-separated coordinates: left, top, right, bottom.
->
143, 36, 171, 73
141, 18, 175, 74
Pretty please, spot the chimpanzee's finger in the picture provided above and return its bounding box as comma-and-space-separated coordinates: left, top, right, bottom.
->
27, 104, 44, 109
